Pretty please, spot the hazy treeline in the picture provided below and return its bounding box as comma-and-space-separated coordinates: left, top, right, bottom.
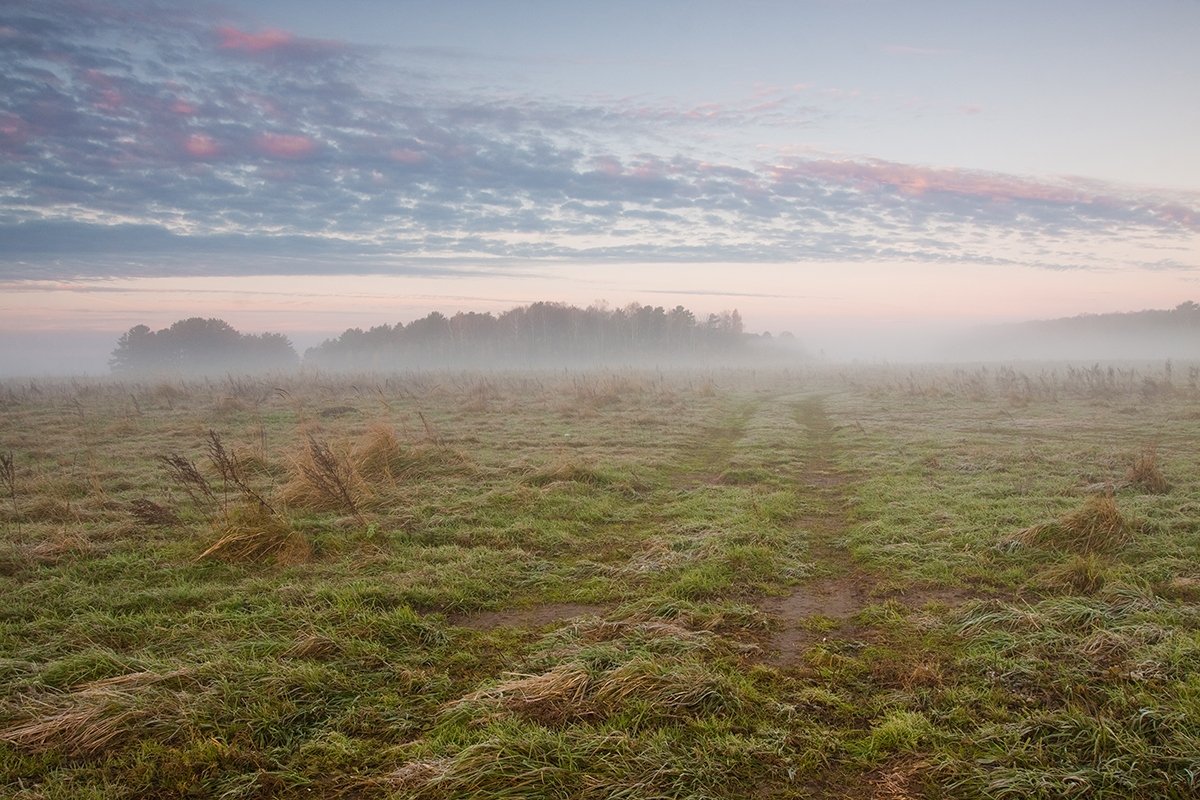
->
110, 317, 298, 374
956, 301, 1200, 361
303, 302, 777, 370
108, 302, 798, 375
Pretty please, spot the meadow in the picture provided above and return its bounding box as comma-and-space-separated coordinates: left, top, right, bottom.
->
1, 364, 1198, 798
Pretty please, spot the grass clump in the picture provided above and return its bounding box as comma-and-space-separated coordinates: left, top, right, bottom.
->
355, 423, 473, 483
128, 497, 178, 528
280, 435, 367, 524
1, 450, 18, 532
447, 655, 746, 727
1127, 445, 1171, 494
197, 501, 308, 563
1014, 495, 1133, 555
1035, 552, 1111, 594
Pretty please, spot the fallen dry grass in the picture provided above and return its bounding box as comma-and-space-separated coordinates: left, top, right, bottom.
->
1014, 494, 1132, 554
0, 670, 190, 757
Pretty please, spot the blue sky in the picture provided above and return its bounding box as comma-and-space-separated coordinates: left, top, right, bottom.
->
1, 0, 1198, 367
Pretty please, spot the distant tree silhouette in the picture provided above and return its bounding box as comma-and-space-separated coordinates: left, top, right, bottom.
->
304, 301, 756, 370
957, 300, 1200, 361
110, 317, 298, 374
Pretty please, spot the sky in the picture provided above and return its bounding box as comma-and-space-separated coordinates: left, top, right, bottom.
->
1, 0, 1198, 371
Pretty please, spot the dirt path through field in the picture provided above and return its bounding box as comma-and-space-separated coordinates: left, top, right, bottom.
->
758, 398, 974, 666
758, 395, 969, 665
755, 395, 865, 663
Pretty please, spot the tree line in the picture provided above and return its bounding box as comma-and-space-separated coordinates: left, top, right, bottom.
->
109, 302, 788, 374
953, 301, 1200, 361
305, 302, 752, 370
110, 317, 298, 374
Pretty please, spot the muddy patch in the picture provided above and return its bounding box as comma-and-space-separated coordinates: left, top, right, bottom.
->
758, 576, 870, 664
452, 603, 610, 631
759, 578, 981, 666
804, 469, 849, 489
760, 575, 866, 620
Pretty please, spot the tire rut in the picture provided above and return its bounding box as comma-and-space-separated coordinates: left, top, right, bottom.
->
758, 395, 977, 666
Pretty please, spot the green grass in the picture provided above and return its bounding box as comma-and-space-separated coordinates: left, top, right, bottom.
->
2, 364, 1199, 797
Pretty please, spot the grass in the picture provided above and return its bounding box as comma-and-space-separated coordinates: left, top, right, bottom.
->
1013, 494, 1133, 554
1, 363, 1199, 797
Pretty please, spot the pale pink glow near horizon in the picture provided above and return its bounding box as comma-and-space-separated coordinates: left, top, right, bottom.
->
2, 264, 1195, 346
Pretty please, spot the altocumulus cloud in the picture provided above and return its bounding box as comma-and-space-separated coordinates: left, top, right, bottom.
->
0, 0, 1197, 280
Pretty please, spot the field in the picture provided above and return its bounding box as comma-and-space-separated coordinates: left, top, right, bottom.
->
2, 364, 1199, 799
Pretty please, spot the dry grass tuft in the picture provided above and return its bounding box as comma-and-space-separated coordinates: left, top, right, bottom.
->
279, 435, 367, 523
355, 424, 473, 483
0, 670, 189, 756
354, 424, 406, 484
1014, 495, 1132, 554
29, 529, 92, 563
196, 502, 309, 563
282, 631, 341, 660
375, 758, 452, 791
870, 757, 931, 800
522, 460, 608, 488
1126, 445, 1171, 494
128, 498, 178, 528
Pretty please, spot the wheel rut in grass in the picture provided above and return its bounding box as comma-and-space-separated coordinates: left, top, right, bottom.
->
673, 397, 759, 487
758, 396, 973, 665
451, 603, 611, 631
757, 395, 864, 664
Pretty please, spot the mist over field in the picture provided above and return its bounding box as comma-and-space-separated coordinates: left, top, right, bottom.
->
2, 303, 1200, 381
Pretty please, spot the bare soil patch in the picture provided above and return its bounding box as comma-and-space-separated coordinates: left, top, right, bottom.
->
759, 579, 980, 666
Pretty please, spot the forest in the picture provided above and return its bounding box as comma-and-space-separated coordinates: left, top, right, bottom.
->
109, 302, 785, 374
109, 318, 299, 374
304, 302, 757, 370
954, 301, 1200, 361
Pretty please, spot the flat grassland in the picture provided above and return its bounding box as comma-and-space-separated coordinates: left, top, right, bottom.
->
1, 365, 1198, 798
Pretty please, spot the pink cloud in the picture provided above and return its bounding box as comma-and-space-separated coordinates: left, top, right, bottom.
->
684, 103, 724, 121
170, 100, 198, 116
771, 158, 1090, 204
0, 113, 31, 152
255, 132, 318, 159
1154, 204, 1200, 230
215, 26, 295, 54
183, 133, 219, 158
629, 158, 667, 180
389, 147, 426, 165
80, 69, 125, 112
766, 159, 1198, 233
212, 25, 343, 59
590, 155, 623, 176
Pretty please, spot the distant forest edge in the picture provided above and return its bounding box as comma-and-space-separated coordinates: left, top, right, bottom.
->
956, 301, 1200, 361
110, 317, 299, 374
110, 302, 800, 374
